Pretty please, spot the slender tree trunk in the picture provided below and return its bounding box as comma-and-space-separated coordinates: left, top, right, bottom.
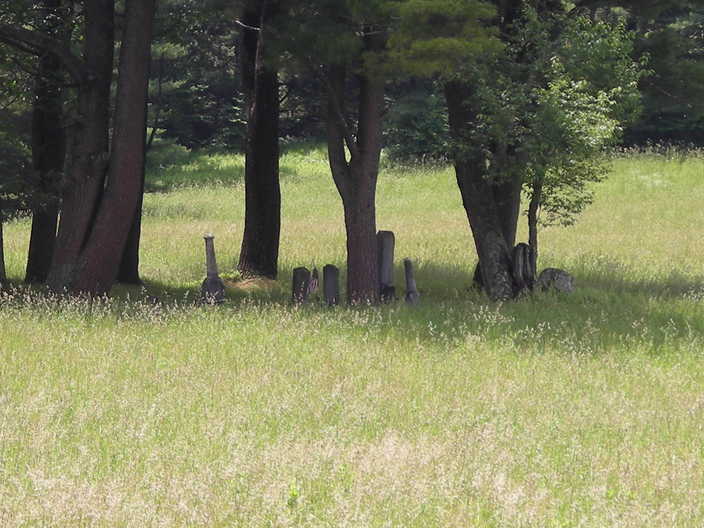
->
70, 0, 155, 294
238, 1, 281, 279
26, 0, 65, 284
445, 80, 515, 301
47, 0, 115, 291
528, 178, 542, 272
0, 204, 5, 284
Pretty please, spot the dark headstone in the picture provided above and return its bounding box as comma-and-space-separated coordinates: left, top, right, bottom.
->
404, 258, 420, 305
377, 230, 395, 302
537, 268, 575, 293
323, 264, 340, 306
200, 234, 226, 304
512, 243, 536, 293
292, 267, 311, 304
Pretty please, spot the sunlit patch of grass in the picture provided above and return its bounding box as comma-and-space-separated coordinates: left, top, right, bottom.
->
1, 146, 703, 526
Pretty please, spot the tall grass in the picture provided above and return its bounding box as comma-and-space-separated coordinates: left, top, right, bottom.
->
1, 145, 703, 526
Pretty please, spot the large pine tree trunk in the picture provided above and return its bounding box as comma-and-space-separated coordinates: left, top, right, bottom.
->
47, 0, 115, 291
340, 183, 379, 304
117, 114, 147, 285
26, 206, 59, 283
445, 81, 515, 301
25, 0, 64, 284
326, 42, 384, 304
116, 174, 144, 284
70, 0, 155, 294
237, 1, 281, 279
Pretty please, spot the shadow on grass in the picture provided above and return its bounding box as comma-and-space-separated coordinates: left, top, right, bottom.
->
143, 260, 704, 351
144, 140, 319, 194
2, 260, 702, 353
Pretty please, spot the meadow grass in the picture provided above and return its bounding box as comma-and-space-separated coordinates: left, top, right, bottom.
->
1, 145, 703, 527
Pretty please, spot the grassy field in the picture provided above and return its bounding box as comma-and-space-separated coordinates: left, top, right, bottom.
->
1, 145, 703, 527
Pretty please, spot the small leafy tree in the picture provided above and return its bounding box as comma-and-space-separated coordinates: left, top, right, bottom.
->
516, 11, 646, 262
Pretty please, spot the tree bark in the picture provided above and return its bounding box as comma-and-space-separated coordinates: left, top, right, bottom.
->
69, 0, 155, 294
237, 0, 281, 279
326, 37, 384, 304
0, 204, 5, 284
528, 178, 542, 273
472, 171, 522, 288
117, 97, 149, 285
25, 0, 65, 284
47, 0, 115, 291
493, 173, 522, 248
445, 80, 515, 301
116, 169, 144, 284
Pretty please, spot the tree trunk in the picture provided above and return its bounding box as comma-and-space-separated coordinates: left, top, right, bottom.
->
0, 204, 5, 285
116, 171, 144, 284
25, 0, 65, 284
117, 99, 148, 285
70, 0, 155, 294
237, 1, 281, 279
341, 184, 378, 304
493, 174, 522, 248
472, 171, 522, 287
528, 178, 542, 273
47, 0, 115, 291
26, 207, 59, 283
325, 41, 384, 304
445, 80, 515, 301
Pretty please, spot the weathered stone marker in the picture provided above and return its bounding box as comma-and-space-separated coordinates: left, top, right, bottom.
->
537, 268, 575, 293
404, 258, 420, 305
292, 267, 311, 304
377, 230, 396, 301
200, 234, 226, 304
323, 264, 340, 306
308, 267, 319, 296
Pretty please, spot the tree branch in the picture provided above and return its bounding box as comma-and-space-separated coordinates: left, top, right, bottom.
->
323, 68, 360, 161
234, 19, 261, 31
0, 23, 90, 84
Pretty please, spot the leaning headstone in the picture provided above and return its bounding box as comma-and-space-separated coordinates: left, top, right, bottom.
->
536, 268, 575, 293
292, 267, 311, 304
200, 234, 226, 304
404, 258, 420, 305
377, 230, 396, 301
323, 264, 340, 306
